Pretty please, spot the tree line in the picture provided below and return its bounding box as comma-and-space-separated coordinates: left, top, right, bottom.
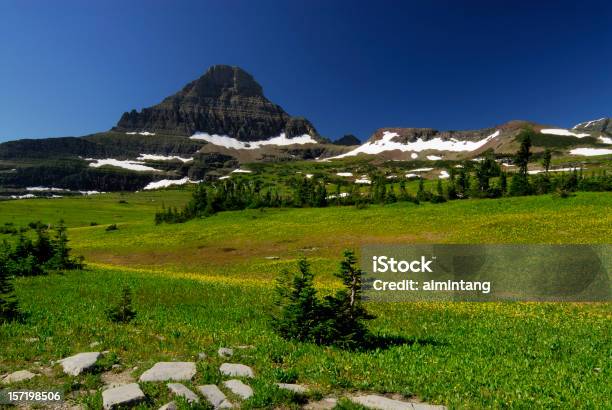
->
155, 128, 612, 224
1, 221, 84, 323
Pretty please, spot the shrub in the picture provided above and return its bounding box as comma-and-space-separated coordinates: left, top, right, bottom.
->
272, 250, 374, 348
105, 224, 118, 232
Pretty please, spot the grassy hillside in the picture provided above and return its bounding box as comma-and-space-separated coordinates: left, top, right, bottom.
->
0, 191, 611, 408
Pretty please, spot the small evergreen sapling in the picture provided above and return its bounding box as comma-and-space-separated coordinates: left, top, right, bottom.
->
106, 286, 137, 323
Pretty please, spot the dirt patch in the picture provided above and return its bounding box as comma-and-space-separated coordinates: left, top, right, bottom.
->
101, 368, 136, 389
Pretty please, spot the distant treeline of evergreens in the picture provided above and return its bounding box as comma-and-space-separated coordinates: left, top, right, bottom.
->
155, 130, 611, 224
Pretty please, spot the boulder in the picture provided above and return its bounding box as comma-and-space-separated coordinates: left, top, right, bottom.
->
218, 347, 233, 358
102, 383, 146, 409
1, 370, 38, 384
219, 363, 254, 378
167, 383, 199, 403
223, 379, 253, 399
59, 352, 101, 376
197, 385, 233, 409
139, 362, 196, 382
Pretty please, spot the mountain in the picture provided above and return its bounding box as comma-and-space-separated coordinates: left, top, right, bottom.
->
0, 64, 610, 194
333, 134, 361, 146
113, 65, 320, 141
328, 120, 612, 161
572, 118, 612, 134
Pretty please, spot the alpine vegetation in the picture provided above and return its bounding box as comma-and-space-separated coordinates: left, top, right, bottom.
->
272, 250, 374, 349
0, 220, 84, 276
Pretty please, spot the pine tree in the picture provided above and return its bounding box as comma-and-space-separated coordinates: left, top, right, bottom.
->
106, 286, 137, 323
542, 149, 552, 173
272, 258, 323, 342
0, 251, 20, 323
321, 250, 375, 347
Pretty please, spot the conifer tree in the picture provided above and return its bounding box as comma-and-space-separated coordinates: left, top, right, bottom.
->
272, 258, 322, 342
0, 251, 20, 323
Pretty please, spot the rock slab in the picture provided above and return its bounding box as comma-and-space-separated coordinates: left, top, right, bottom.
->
223, 379, 253, 399
139, 362, 196, 382
219, 363, 254, 378
350, 395, 447, 410
276, 382, 308, 394
197, 385, 233, 409
2, 370, 38, 384
158, 402, 177, 410
167, 383, 199, 403
102, 383, 146, 409
59, 352, 101, 376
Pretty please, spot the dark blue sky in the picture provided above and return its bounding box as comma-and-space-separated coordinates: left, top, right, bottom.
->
1, 0, 611, 142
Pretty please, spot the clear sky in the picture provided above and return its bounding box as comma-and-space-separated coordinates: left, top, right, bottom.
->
1, 0, 611, 142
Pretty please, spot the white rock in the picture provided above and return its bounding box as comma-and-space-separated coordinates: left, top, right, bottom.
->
197, 385, 234, 408
158, 402, 177, 410
218, 347, 234, 357
350, 394, 447, 410
59, 352, 101, 376
167, 383, 199, 403
198, 352, 207, 360
102, 383, 146, 409
139, 362, 196, 382
276, 383, 308, 394
219, 363, 254, 378
2, 370, 38, 384
223, 379, 253, 399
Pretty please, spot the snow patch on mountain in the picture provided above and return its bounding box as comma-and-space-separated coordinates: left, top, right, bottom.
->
126, 131, 156, 136
189, 133, 318, 149
328, 130, 500, 159
137, 154, 194, 162
569, 148, 612, 156
88, 159, 160, 172
599, 136, 612, 144
143, 177, 199, 190
540, 129, 590, 138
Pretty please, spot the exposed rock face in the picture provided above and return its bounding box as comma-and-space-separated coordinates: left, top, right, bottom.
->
334, 134, 361, 146
573, 118, 612, 134
114, 65, 319, 141
367, 127, 497, 144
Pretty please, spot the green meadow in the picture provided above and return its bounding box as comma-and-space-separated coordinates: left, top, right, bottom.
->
1, 190, 611, 409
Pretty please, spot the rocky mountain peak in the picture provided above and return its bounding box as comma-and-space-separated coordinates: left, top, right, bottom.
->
181, 65, 263, 100
113, 65, 319, 141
